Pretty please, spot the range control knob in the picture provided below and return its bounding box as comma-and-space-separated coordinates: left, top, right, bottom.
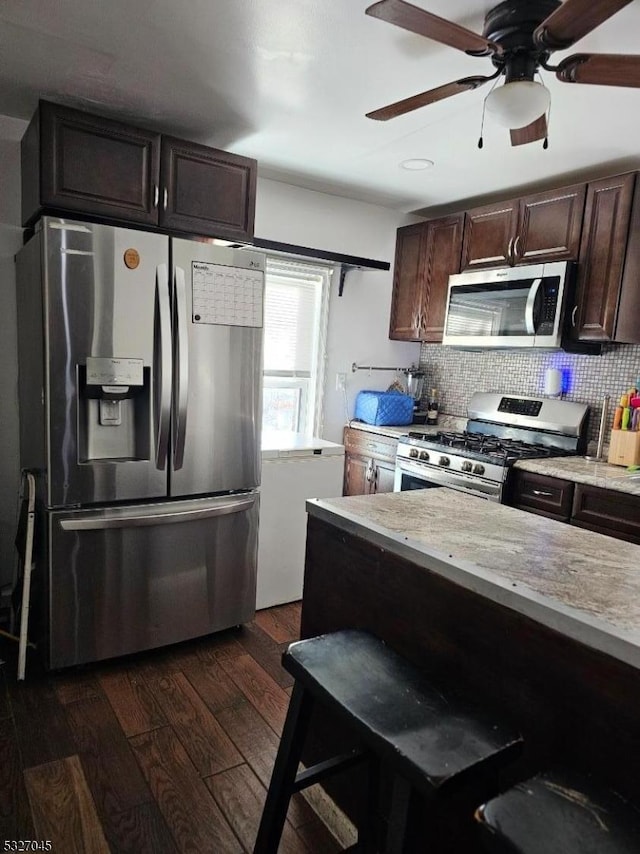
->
461, 461, 473, 472
439, 455, 450, 467
419, 450, 430, 461
409, 448, 419, 458
473, 463, 485, 475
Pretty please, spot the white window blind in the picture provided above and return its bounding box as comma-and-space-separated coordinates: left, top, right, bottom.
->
262, 258, 332, 435
263, 276, 318, 374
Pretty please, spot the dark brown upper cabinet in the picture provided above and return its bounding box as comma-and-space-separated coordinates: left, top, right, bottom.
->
461, 184, 586, 270
22, 101, 161, 228
389, 222, 428, 341
568, 172, 640, 344
389, 214, 463, 342
159, 136, 256, 241
461, 199, 518, 270
21, 101, 257, 242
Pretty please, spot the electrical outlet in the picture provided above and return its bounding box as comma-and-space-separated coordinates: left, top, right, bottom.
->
336, 372, 347, 391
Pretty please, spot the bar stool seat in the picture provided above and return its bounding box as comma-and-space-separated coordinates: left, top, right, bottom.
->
476, 768, 640, 854
254, 629, 523, 853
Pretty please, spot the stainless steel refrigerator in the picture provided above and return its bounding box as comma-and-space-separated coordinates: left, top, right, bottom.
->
16, 216, 264, 669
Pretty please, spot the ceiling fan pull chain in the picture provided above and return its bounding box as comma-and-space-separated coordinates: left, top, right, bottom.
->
478, 73, 503, 149
478, 99, 487, 149
537, 69, 550, 149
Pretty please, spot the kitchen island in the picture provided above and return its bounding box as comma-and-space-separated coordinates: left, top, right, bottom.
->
301, 489, 640, 824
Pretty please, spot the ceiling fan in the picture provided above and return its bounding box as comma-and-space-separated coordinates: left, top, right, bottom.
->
365, 0, 640, 145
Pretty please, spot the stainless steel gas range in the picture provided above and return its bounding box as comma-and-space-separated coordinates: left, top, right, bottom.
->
394, 392, 590, 502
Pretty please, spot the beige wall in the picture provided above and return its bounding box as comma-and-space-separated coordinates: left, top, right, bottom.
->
0, 117, 27, 592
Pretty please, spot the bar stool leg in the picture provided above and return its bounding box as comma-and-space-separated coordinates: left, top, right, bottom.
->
349, 755, 380, 854
385, 775, 413, 854
254, 682, 314, 854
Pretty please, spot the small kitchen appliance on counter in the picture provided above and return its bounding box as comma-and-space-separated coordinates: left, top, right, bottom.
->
394, 392, 589, 502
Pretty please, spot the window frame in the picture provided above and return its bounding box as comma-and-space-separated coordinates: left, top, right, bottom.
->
261, 257, 333, 436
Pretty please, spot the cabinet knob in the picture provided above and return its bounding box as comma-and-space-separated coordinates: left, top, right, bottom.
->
532, 489, 553, 497
571, 305, 578, 327
153, 184, 159, 208
163, 188, 168, 210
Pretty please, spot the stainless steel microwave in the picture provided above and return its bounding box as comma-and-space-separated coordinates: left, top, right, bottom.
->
442, 261, 573, 349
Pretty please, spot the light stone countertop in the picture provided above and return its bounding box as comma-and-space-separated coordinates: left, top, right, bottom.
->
346, 414, 466, 440
513, 455, 640, 496
306, 489, 640, 669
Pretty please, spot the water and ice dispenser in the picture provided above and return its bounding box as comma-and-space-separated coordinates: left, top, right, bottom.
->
78, 356, 151, 462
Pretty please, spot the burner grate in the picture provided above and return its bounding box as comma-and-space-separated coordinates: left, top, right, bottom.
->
406, 430, 569, 464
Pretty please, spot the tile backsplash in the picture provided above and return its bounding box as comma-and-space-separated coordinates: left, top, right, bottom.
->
418, 343, 640, 445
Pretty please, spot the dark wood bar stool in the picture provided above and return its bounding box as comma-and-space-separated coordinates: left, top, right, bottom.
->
254, 629, 523, 854
476, 768, 640, 854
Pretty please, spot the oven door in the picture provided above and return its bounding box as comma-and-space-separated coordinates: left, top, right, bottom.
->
394, 459, 502, 501
442, 261, 569, 349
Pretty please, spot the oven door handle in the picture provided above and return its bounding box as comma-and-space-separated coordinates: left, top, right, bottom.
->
395, 461, 501, 501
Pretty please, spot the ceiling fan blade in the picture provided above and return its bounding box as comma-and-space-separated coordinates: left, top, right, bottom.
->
366, 0, 500, 57
556, 53, 640, 87
510, 115, 547, 147
534, 0, 633, 51
366, 75, 495, 121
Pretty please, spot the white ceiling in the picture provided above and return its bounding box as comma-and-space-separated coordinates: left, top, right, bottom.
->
1, 0, 640, 214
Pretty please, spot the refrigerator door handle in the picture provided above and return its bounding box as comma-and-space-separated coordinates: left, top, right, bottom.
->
173, 265, 190, 470
58, 494, 257, 531
154, 263, 172, 469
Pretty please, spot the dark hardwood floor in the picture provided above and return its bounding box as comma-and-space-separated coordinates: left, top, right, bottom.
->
0, 602, 349, 853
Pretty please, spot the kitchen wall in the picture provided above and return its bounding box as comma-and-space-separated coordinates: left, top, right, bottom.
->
418, 342, 640, 445
0, 117, 26, 596
0, 120, 419, 593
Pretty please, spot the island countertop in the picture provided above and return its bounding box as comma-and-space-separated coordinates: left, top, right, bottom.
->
306, 489, 640, 669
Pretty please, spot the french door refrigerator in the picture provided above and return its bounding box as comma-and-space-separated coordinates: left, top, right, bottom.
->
16, 216, 265, 668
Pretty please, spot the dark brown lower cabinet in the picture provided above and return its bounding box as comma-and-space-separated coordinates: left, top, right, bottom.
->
507, 468, 639, 544
506, 469, 574, 521
342, 427, 398, 496
571, 483, 640, 545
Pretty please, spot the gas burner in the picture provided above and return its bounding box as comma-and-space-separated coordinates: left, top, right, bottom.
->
397, 392, 589, 503
406, 429, 569, 464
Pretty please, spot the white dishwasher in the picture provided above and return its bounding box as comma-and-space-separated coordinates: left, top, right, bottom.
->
257, 433, 345, 609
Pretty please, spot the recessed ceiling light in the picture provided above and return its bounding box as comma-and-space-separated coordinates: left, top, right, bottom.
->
400, 158, 434, 171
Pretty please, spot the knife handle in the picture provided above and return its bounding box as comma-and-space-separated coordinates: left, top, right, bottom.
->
613, 405, 623, 430
621, 407, 632, 431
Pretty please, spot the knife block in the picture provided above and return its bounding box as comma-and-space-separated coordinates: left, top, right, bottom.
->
607, 429, 640, 466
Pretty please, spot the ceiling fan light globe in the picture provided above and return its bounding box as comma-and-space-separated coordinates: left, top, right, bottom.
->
485, 80, 551, 129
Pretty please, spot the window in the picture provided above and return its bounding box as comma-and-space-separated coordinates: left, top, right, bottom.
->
262, 258, 332, 435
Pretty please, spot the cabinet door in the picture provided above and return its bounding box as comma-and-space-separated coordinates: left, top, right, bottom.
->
506, 469, 574, 521
343, 453, 373, 496
570, 173, 635, 342
33, 101, 161, 227
373, 460, 396, 494
571, 483, 640, 544
514, 184, 586, 264
160, 136, 256, 240
422, 214, 463, 342
460, 200, 518, 270
389, 223, 428, 341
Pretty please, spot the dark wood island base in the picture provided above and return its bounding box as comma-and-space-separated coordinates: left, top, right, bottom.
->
300, 513, 640, 848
